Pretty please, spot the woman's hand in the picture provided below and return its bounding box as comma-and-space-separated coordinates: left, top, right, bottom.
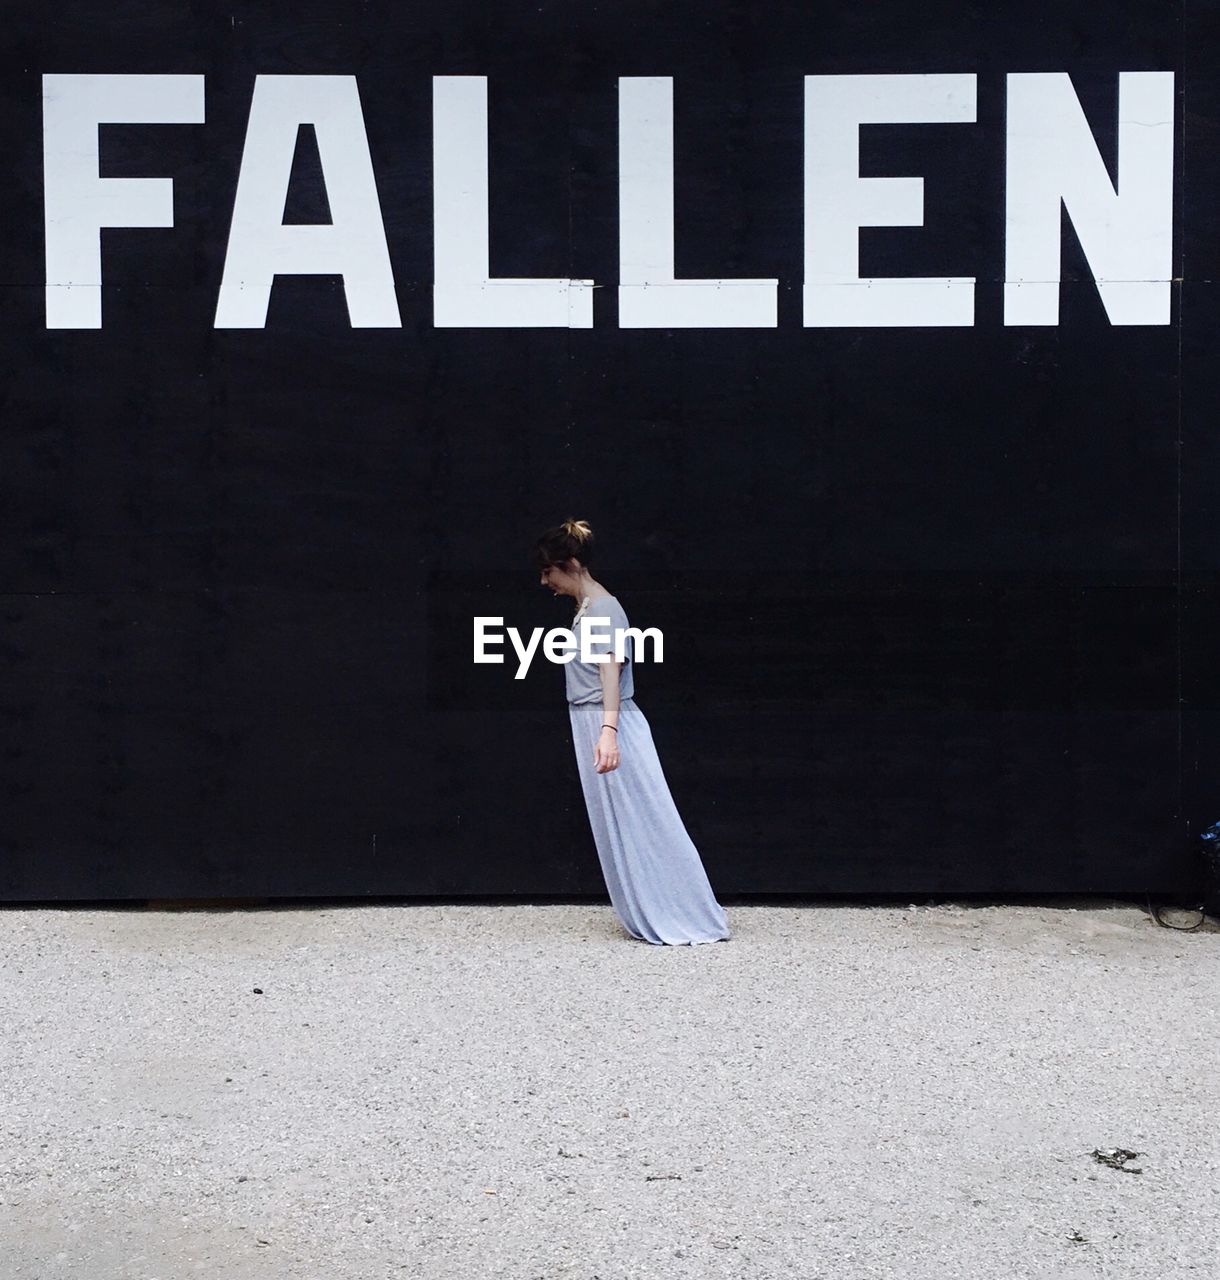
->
593, 727, 621, 774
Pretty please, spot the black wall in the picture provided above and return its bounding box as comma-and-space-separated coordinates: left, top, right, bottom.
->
2, 1, 1216, 900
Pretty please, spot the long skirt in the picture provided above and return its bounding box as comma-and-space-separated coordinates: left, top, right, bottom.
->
568, 696, 731, 946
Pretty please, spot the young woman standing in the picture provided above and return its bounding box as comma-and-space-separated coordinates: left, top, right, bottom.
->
534, 518, 731, 946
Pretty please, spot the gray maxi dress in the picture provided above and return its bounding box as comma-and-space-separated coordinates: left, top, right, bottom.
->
565, 595, 731, 946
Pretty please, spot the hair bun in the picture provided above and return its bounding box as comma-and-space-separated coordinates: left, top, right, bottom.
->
533, 518, 595, 570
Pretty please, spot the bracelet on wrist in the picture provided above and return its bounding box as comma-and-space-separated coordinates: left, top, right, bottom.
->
602, 724, 617, 732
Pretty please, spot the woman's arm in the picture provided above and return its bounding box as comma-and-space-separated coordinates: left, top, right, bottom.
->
594, 656, 622, 774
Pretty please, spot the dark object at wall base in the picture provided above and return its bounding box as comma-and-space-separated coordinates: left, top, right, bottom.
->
1201, 822, 1220, 919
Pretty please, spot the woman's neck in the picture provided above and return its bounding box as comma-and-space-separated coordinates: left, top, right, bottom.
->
574, 571, 610, 602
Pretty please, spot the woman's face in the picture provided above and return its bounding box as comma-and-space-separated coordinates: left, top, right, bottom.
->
540, 558, 583, 599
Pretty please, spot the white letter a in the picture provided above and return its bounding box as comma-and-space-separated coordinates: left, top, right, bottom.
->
215, 75, 400, 328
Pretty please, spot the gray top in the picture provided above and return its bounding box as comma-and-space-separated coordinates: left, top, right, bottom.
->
565, 595, 635, 705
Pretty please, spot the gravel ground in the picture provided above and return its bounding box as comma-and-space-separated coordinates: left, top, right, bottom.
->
0, 898, 1217, 1280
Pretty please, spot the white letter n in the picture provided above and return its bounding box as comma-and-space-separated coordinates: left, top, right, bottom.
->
1004, 72, 1175, 326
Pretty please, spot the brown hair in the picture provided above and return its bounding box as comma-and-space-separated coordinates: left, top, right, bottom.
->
533, 518, 594, 570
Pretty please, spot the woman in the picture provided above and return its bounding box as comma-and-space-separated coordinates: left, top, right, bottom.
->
534, 518, 731, 946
